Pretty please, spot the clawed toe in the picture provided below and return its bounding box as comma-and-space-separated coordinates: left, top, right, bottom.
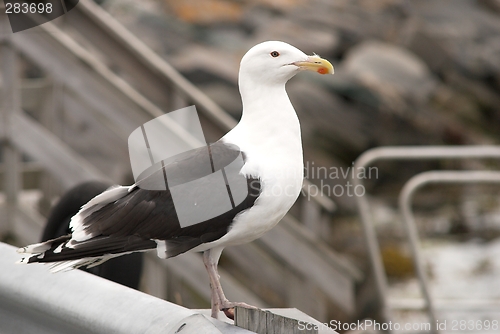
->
221, 302, 259, 320
222, 308, 235, 319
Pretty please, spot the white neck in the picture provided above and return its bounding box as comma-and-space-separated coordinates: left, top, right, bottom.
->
223, 78, 303, 183
225, 80, 301, 150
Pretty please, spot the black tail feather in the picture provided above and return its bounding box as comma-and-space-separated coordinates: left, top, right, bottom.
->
21, 235, 155, 265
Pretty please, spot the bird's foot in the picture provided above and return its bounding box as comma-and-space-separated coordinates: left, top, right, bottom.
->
220, 301, 259, 320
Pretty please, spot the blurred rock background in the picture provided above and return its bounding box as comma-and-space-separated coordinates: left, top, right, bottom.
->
100, 0, 500, 200
96, 0, 500, 327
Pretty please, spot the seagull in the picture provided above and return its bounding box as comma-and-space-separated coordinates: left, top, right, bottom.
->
17, 41, 334, 319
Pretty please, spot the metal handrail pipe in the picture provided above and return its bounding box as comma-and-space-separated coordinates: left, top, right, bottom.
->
399, 170, 500, 334
0, 242, 252, 334
352, 146, 500, 330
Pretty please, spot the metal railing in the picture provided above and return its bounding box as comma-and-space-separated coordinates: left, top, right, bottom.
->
352, 146, 500, 332
1, 241, 338, 334
399, 170, 500, 334
0, 242, 254, 334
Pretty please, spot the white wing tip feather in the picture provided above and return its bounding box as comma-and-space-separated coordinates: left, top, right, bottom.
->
17, 242, 51, 255
48, 256, 114, 273
69, 185, 132, 241
155, 240, 168, 259
49, 260, 83, 273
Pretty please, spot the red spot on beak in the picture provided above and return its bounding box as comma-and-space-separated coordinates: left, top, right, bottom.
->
317, 68, 328, 75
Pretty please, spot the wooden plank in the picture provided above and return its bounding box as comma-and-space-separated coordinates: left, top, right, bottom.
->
286, 215, 363, 282
1, 147, 20, 222
148, 252, 266, 309
0, 162, 42, 190
62, 88, 130, 140
10, 112, 109, 190
286, 275, 327, 322
58, 91, 131, 182
259, 217, 356, 314
301, 182, 337, 213
234, 307, 318, 334
20, 78, 52, 112
141, 254, 168, 300
222, 239, 351, 318
57, 7, 172, 113
67, 0, 237, 131
300, 197, 322, 237
12, 22, 206, 151
10, 24, 150, 135
222, 243, 288, 305
12, 203, 46, 246
37, 79, 63, 212
0, 41, 21, 232
0, 200, 45, 246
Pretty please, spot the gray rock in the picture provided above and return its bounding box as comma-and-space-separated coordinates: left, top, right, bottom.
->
288, 79, 370, 154
405, 0, 500, 79
478, 0, 500, 13
200, 83, 242, 119
102, 0, 195, 55
169, 45, 239, 84
252, 19, 340, 56
400, 19, 452, 73
241, 5, 279, 33
341, 40, 437, 107
202, 26, 250, 51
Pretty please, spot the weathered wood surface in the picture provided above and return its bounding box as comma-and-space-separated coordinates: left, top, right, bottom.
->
0, 162, 42, 190
11, 22, 153, 135
63, 0, 237, 131
146, 252, 266, 310
260, 215, 362, 314
234, 307, 318, 334
9, 112, 109, 189
0, 197, 45, 246
1, 41, 21, 233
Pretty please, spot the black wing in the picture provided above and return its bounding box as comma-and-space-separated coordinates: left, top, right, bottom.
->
81, 141, 261, 258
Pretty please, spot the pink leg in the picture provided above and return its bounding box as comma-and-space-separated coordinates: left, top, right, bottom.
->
202, 248, 258, 319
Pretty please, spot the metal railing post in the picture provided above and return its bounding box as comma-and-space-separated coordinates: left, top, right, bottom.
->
353, 146, 500, 333
399, 170, 500, 333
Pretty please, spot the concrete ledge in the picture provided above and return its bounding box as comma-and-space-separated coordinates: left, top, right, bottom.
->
0, 241, 338, 334
0, 242, 252, 334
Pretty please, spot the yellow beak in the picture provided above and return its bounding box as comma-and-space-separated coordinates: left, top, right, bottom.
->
293, 56, 334, 75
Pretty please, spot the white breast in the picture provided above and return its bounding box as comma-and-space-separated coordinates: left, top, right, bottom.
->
197, 102, 304, 248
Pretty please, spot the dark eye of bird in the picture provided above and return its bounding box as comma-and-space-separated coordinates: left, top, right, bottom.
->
270, 51, 280, 57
